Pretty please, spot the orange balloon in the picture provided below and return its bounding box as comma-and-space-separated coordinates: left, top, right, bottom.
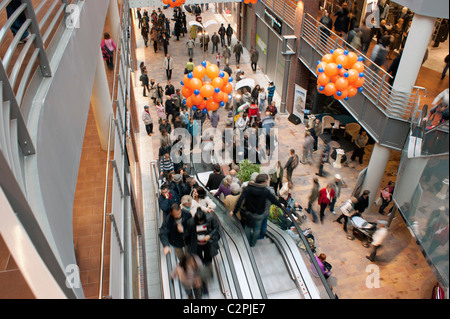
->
198, 100, 207, 110
317, 73, 330, 86
206, 99, 220, 111
335, 55, 348, 68
316, 62, 328, 74
347, 86, 358, 98
324, 63, 339, 77
213, 91, 225, 103
183, 74, 191, 88
347, 69, 359, 83
345, 52, 358, 68
334, 89, 348, 100
211, 77, 224, 89
191, 93, 204, 106
335, 77, 349, 91
330, 74, 340, 83
189, 78, 203, 91
206, 65, 220, 79
353, 77, 365, 88
193, 65, 206, 79
339, 68, 347, 77
222, 82, 233, 94
323, 83, 337, 96
332, 49, 345, 62
352, 62, 365, 73
186, 96, 193, 108
200, 84, 214, 98
182, 86, 192, 98
221, 72, 229, 85
322, 54, 334, 63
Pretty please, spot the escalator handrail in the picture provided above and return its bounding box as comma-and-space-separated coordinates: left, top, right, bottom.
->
281, 206, 336, 299
189, 154, 268, 299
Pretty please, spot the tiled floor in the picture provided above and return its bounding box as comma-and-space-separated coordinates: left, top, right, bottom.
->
133, 5, 439, 299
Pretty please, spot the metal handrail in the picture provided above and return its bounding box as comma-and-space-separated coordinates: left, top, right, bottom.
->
302, 13, 424, 123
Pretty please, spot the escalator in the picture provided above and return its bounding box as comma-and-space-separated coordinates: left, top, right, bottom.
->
191, 156, 335, 299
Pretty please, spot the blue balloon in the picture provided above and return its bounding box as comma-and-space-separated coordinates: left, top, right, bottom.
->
228, 94, 232, 100
201, 61, 207, 67
359, 73, 365, 78
192, 106, 198, 111
194, 89, 200, 95
219, 71, 225, 78
229, 77, 233, 82
344, 50, 349, 55
183, 99, 186, 104
219, 101, 225, 107
337, 90, 342, 96
337, 64, 343, 69
180, 81, 184, 86
317, 60, 321, 65
319, 86, 325, 91
330, 49, 335, 54
358, 87, 364, 92
214, 88, 220, 94
187, 72, 193, 79
318, 68, 324, 73
344, 72, 349, 78
344, 97, 349, 101
202, 108, 208, 114
357, 56, 364, 62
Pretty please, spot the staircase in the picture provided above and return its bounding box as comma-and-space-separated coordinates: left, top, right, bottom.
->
251, 238, 302, 299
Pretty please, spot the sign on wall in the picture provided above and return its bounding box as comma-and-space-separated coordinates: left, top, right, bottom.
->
293, 84, 307, 123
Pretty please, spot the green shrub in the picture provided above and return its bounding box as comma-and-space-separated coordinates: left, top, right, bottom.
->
237, 159, 260, 183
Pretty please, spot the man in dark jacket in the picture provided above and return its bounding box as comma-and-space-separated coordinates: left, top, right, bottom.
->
218, 23, 226, 47
205, 164, 225, 191
159, 184, 180, 217
226, 24, 233, 46
160, 203, 192, 260
186, 209, 220, 266
354, 190, 370, 215
232, 174, 284, 247
211, 32, 220, 54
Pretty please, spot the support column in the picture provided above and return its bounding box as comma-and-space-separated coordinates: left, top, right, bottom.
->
91, 49, 114, 151
280, 52, 294, 114
108, 0, 121, 45
360, 143, 392, 209
392, 14, 436, 92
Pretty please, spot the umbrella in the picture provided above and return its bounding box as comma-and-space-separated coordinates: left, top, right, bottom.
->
235, 78, 255, 92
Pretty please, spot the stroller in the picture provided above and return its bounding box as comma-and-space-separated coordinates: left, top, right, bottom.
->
348, 215, 377, 247
286, 197, 308, 225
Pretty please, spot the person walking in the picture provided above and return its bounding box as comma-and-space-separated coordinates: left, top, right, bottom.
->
306, 178, 320, 223
318, 183, 336, 224
354, 190, 370, 216
171, 253, 204, 299
101, 32, 117, 70
186, 37, 195, 58
335, 196, 358, 232
163, 54, 174, 81
226, 24, 233, 46
301, 132, 315, 165
6, 0, 31, 43
333, 2, 350, 38
233, 41, 243, 64
161, 33, 169, 56
329, 174, 347, 214
259, 88, 267, 112
142, 105, 153, 136
140, 67, 150, 97
211, 32, 220, 54
250, 48, 259, 72
284, 149, 299, 184
366, 221, 388, 262
222, 46, 231, 66
316, 140, 330, 177
160, 203, 192, 260
267, 82, 276, 105
442, 55, 449, 80
351, 131, 369, 166
319, 10, 333, 47
218, 23, 226, 47
141, 20, 150, 47
269, 161, 283, 195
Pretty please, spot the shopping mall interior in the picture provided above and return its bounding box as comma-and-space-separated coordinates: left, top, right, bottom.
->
0, 0, 448, 302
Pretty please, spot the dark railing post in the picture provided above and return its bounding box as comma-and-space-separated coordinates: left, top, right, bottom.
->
21, 0, 52, 77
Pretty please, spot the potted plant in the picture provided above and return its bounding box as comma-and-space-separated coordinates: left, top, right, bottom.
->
237, 159, 260, 183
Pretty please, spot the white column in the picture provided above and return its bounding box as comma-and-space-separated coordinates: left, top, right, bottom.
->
91, 49, 114, 151
392, 157, 428, 211
361, 143, 392, 209
108, 0, 121, 45
392, 14, 436, 92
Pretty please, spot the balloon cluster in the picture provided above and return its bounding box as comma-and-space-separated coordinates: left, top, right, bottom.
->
316, 49, 365, 100
181, 61, 233, 113
162, 0, 185, 8
243, 0, 260, 4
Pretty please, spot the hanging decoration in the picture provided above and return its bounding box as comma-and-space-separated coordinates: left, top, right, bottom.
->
242, 0, 260, 4
316, 49, 365, 100
181, 61, 233, 113
162, 0, 186, 8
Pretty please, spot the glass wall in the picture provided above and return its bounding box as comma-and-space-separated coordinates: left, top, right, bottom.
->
393, 147, 449, 288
